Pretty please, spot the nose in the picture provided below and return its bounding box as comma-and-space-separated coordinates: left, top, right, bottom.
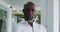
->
29, 10, 33, 15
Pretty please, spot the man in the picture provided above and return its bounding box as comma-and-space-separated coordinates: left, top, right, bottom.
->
13, 2, 47, 32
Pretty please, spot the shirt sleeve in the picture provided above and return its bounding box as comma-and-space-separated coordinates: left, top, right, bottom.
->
42, 25, 47, 32
40, 25, 47, 32
43, 26, 47, 32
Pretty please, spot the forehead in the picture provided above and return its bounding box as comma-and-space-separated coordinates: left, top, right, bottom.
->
25, 5, 35, 9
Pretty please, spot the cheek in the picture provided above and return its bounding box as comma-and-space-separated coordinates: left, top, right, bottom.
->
33, 12, 36, 15
26, 12, 30, 14
24, 11, 29, 14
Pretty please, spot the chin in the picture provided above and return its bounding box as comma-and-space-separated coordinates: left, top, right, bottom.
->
26, 19, 34, 22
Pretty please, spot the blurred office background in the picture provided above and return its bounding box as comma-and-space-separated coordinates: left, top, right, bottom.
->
0, 0, 57, 32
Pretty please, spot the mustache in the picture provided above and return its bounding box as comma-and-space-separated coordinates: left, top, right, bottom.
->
25, 14, 36, 16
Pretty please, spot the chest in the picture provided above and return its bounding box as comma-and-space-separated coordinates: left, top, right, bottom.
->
17, 25, 43, 32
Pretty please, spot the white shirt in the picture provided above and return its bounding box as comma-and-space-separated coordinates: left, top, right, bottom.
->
13, 21, 47, 32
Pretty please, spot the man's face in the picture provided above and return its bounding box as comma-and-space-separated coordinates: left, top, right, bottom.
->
23, 5, 36, 21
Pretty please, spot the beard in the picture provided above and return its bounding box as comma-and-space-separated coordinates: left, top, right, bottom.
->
24, 15, 34, 22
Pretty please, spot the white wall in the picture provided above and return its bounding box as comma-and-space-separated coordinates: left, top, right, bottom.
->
53, 0, 59, 32
47, 0, 53, 32
41, 0, 53, 32
40, 0, 48, 27
59, 0, 60, 32
41, 0, 59, 32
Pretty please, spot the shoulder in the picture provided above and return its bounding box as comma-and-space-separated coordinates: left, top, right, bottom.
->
33, 22, 45, 28
34, 22, 46, 28
40, 24, 47, 32
16, 21, 25, 27
34, 22, 47, 32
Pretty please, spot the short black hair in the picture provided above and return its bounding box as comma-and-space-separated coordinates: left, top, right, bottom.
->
26, 1, 35, 6
23, 2, 35, 9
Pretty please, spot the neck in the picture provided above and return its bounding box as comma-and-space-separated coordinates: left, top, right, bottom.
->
28, 22, 33, 27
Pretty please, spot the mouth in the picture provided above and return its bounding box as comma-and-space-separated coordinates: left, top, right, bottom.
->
25, 15, 34, 20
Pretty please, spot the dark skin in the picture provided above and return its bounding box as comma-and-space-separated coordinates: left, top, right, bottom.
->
23, 4, 36, 27
28, 22, 33, 27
